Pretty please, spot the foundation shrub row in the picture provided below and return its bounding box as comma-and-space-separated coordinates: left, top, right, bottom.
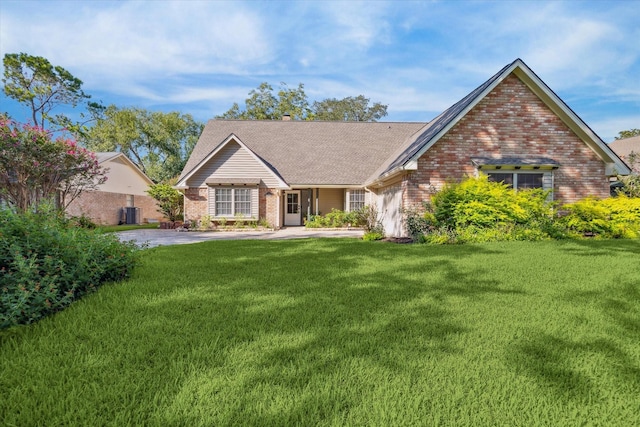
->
405, 175, 640, 244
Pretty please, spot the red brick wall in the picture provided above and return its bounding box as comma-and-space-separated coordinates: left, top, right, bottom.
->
184, 186, 279, 228
66, 191, 161, 225
260, 187, 278, 228
183, 187, 208, 221
405, 74, 609, 208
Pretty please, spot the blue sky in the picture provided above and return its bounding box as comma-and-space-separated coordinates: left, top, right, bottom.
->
1, 0, 638, 142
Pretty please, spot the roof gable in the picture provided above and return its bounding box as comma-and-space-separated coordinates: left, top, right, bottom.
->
176, 134, 288, 188
96, 152, 154, 186
367, 58, 631, 184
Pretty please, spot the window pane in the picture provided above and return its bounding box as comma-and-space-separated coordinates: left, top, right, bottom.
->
350, 189, 365, 211
518, 173, 543, 189
487, 173, 513, 188
234, 188, 252, 216
287, 193, 299, 214
215, 188, 232, 216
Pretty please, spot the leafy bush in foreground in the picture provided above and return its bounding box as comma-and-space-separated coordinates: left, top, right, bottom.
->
0, 207, 141, 328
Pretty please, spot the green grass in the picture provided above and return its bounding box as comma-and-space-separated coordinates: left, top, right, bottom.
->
97, 223, 160, 233
1, 239, 639, 426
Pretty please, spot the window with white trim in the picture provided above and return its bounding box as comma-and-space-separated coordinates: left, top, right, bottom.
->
234, 188, 252, 216
215, 188, 232, 215
487, 172, 544, 190
349, 189, 365, 211
213, 187, 255, 217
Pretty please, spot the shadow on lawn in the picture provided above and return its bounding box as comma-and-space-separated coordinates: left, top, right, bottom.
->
142, 239, 532, 424
555, 239, 640, 257
510, 276, 640, 403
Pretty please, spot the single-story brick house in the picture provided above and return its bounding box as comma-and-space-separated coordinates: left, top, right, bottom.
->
176, 59, 630, 237
66, 152, 161, 225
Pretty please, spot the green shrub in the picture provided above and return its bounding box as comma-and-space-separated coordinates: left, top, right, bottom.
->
0, 207, 141, 328
68, 214, 98, 229
419, 227, 458, 244
324, 209, 347, 227
559, 195, 640, 238
404, 204, 435, 239
433, 175, 552, 228
304, 215, 323, 228
415, 175, 555, 243
305, 208, 356, 228
362, 231, 385, 241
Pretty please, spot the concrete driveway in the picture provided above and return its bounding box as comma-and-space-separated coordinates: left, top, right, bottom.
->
117, 227, 364, 248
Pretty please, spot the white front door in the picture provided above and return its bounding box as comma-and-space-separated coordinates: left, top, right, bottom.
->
284, 191, 301, 226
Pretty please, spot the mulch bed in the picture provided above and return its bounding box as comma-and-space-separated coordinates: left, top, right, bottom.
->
383, 237, 414, 244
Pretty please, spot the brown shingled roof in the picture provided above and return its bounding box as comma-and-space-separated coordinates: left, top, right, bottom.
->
179, 120, 427, 186
609, 135, 640, 159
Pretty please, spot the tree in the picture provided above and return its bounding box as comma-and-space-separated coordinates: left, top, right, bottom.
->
0, 118, 107, 212
218, 82, 388, 122
146, 183, 183, 222
218, 82, 313, 120
313, 95, 388, 122
82, 106, 203, 183
2, 53, 102, 133
615, 129, 640, 140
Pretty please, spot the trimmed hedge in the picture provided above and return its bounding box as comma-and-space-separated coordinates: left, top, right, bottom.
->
1, 207, 141, 328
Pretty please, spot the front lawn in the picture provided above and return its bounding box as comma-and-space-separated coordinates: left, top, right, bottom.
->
1, 239, 639, 425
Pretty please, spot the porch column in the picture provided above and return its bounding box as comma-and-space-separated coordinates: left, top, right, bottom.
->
275, 192, 281, 229
315, 188, 319, 215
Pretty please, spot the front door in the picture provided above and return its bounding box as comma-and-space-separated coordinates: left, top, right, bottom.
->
284, 191, 301, 226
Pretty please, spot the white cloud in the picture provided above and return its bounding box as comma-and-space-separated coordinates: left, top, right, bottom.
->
1, 0, 637, 132
1, 1, 272, 86
587, 115, 640, 143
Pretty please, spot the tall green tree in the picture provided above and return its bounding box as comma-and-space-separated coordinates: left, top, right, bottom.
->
313, 95, 388, 122
218, 82, 313, 120
2, 53, 102, 133
82, 106, 203, 183
615, 129, 640, 140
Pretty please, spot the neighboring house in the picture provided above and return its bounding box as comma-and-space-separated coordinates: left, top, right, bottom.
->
177, 59, 630, 237
66, 152, 161, 225
609, 135, 640, 172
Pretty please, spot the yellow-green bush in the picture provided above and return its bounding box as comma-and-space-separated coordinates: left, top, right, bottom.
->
424, 175, 557, 243
560, 195, 640, 238
433, 175, 553, 229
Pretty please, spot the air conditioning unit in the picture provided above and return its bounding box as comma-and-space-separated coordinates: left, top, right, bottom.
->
124, 207, 140, 224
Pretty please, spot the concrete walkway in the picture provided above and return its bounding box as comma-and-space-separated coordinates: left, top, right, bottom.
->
117, 227, 364, 248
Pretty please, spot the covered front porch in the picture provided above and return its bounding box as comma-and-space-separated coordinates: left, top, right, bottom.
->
276, 187, 367, 227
